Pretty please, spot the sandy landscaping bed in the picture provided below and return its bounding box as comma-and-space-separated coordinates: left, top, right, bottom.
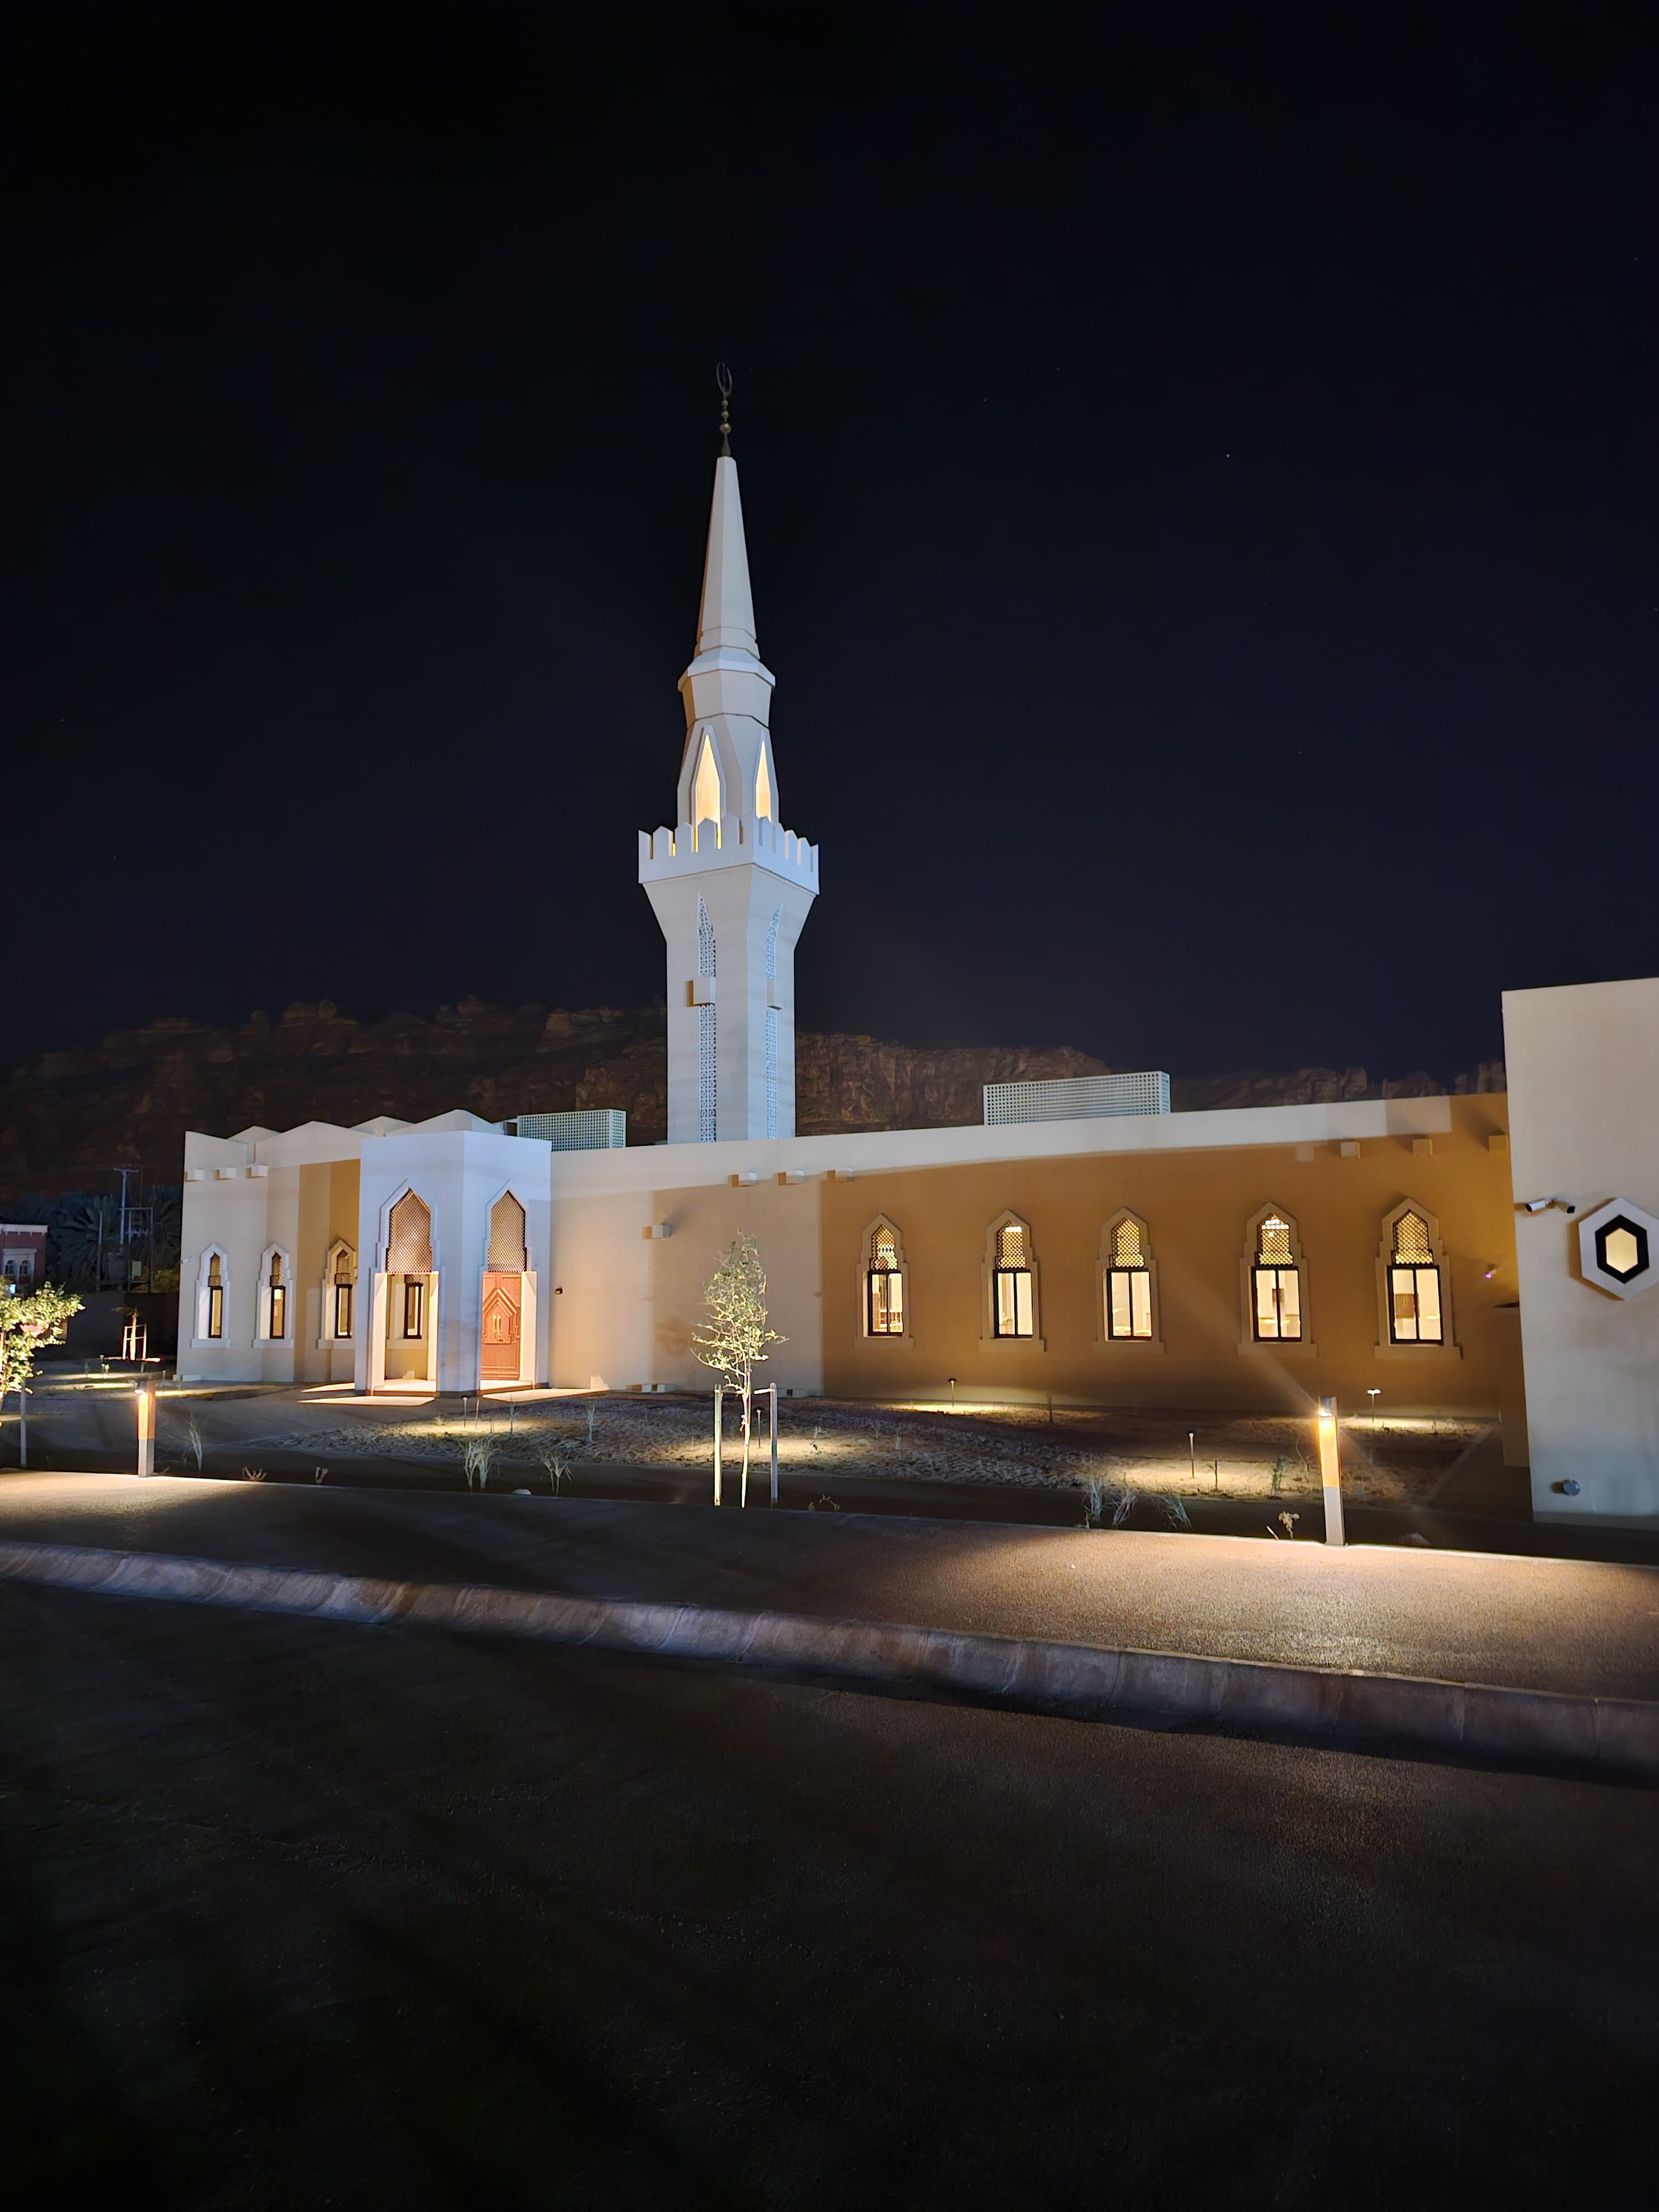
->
232, 1392, 1484, 1509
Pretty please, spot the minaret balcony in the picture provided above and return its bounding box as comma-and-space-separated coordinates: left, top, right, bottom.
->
638, 813, 820, 893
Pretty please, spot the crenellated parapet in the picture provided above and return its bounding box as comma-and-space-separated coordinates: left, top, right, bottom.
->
637, 815, 820, 892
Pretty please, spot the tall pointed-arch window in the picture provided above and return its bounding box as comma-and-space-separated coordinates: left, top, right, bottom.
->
1387, 1209, 1443, 1343
267, 1253, 286, 1340
755, 746, 775, 821
330, 1243, 356, 1339
1105, 1215, 1154, 1340
692, 730, 722, 849
1251, 1211, 1302, 1342
206, 1253, 225, 1340
387, 1191, 433, 1340
487, 1192, 526, 1271
866, 1220, 905, 1335
992, 1219, 1036, 1338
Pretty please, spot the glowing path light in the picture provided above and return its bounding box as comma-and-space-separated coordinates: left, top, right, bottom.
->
135, 1381, 156, 1479
1316, 1397, 1345, 1547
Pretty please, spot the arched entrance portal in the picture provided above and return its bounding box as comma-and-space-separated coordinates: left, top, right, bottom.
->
481, 1192, 528, 1387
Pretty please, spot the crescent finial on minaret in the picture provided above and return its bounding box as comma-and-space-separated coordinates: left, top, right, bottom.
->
716, 361, 733, 457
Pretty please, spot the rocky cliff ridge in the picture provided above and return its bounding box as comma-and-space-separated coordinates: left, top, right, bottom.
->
0, 997, 1505, 1197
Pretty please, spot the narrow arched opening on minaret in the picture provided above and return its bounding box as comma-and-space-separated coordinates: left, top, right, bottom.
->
692, 729, 722, 849
755, 746, 775, 821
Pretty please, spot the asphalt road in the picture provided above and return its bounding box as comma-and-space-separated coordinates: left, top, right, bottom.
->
3, 1474, 1658, 1698
1, 1567, 1656, 2209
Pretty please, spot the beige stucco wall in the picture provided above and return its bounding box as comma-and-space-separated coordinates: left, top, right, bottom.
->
1505, 975, 1659, 1522
821, 1095, 1517, 1418
295, 1159, 361, 1384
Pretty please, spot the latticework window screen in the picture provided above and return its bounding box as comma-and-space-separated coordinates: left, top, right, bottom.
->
332, 1245, 356, 1285
1392, 1212, 1432, 1262
996, 1223, 1031, 1269
1258, 1215, 1293, 1262
870, 1224, 900, 1269
1112, 1220, 1145, 1267
488, 1193, 526, 1271
387, 1193, 434, 1275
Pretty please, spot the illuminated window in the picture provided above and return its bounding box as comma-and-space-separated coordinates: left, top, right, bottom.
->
331, 1244, 356, 1339
1387, 1210, 1443, 1343
1251, 1212, 1302, 1342
1105, 1215, 1154, 1340
206, 1253, 224, 1340
268, 1253, 286, 1340
755, 747, 775, 820
692, 730, 722, 848
993, 1220, 1036, 1338
403, 1279, 425, 1338
866, 1222, 905, 1335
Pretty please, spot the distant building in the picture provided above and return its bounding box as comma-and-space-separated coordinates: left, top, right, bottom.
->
1, 1224, 47, 1291
177, 417, 1659, 1526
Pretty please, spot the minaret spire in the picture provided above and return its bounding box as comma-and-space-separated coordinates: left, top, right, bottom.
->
638, 378, 821, 1143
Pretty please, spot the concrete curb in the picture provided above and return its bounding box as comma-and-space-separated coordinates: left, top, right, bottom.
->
1, 1536, 1653, 1781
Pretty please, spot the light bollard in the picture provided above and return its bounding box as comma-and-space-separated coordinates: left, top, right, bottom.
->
712, 1384, 723, 1507
1316, 1396, 1344, 1546
136, 1381, 156, 1478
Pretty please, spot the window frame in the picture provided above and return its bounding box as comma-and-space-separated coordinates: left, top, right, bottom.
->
1239, 1204, 1314, 1355
857, 1216, 910, 1341
1374, 1199, 1459, 1359
403, 1277, 426, 1340
1099, 1209, 1163, 1349
192, 1246, 231, 1347
255, 1245, 293, 1344
982, 1212, 1041, 1346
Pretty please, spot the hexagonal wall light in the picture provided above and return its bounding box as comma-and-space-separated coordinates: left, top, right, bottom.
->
1577, 1197, 1659, 1299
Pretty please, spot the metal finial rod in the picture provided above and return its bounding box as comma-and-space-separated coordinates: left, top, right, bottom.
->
716, 361, 733, 456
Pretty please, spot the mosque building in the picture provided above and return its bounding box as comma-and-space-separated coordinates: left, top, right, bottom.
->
177, 413, 1659, 1526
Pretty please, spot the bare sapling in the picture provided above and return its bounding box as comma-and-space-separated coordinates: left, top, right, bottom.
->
692, 1233, 785, 1506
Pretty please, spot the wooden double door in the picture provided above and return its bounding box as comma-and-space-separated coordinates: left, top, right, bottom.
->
481, 1271, 523, 1382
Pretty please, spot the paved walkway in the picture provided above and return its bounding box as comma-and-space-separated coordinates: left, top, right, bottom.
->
2, 1473, 1656, 1699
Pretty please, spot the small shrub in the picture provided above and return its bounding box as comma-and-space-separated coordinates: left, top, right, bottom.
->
535, 1436, 575, 1496
462, 1434, 495, 1491
313, 1465, 328, 1484
242, 1467, 267, 1483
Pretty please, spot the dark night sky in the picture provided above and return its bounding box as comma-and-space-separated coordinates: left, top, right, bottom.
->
4, 3, 1656, 1082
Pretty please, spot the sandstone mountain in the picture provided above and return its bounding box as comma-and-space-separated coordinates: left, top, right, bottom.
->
0, 997, 1505, 1198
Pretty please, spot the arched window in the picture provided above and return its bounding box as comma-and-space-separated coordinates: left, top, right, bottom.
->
755, 746, 775, 821
487, 1192, 527, 1271
1104, 1214, 1154, 1340
1386, 1208, 1444, 1344
992, 1218, 1036, 1338
692, 730, 722, 849
1250, 1209, 1303, 1342
865, 1220, 905, 1335
386, 1192, 433, 1340
205, 1252, 224, 1340
329, 1242, 356, 1340
255, 1246, 291, 1342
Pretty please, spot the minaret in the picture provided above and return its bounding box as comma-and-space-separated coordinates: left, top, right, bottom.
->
639, 371, 820, 1143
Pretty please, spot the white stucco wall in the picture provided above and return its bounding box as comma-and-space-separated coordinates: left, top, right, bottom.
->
1504, 975, 1659, 1522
